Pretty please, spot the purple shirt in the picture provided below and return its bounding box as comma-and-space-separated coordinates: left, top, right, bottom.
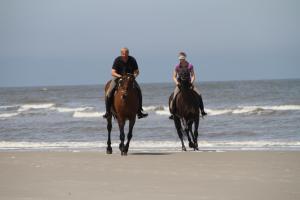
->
175, 62, 194, 80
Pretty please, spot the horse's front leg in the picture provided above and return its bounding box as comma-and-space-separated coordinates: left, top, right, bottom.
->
193, 117, 199, 150
186, 122, 195, 149
106, 116, 113, 154
117, 119, 126, 156
174, 116, 186, 151
124, 117, 136, 155
186, 121, 198, 150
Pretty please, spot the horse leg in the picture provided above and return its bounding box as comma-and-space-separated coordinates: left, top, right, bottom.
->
118, 119, 126, 156
174, 116, 186, 151
186, 122, 195, 149
106, 116, 113, 154
193, 117, 199, 150
124, 118, 136, 155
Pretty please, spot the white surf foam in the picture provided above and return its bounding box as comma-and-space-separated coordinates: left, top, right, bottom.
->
72, 111, 104, 118
0, 112, 19, 118
206, 108, 232, 116
143, 105, 170, 115
18, 103, 55, 112
262, 105, 300, 111
155, 110, 170, 115
207, 105, 300, 116
54, 107, 93, 113
0, 140, 299, 151
143, 105, 168, 111
0, 141, 106, 150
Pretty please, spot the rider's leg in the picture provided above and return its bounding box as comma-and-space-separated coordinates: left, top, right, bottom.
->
169, 85, 180, 119
134, 81, 148, 119
193, 86, 207, 116
103, 77, 118, 118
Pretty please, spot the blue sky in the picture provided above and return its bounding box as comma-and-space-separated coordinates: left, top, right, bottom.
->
0, 0, 299, 87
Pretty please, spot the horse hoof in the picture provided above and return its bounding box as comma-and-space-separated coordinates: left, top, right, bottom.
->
194, 144, 199, 151
189, 142, 194, 148
119, 144, 124, 151
182, 147, 187, 151
106, 147, 112, 154
106, 150, 113, 154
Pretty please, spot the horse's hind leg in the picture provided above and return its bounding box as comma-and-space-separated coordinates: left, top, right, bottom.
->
118, 119, 126, 156
106, 116, 113, 154
174, 117, 186, 151
124, 118, 136, 155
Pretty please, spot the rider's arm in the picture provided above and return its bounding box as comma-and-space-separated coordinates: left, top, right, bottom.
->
133, 69, 139, 78
111, 69, 122, 78
190, 68, 195, 85
173, 70, 179, 85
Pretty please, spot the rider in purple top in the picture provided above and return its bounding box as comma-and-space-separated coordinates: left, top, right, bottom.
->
169, 52, 207, 119
175, 62, 194, 80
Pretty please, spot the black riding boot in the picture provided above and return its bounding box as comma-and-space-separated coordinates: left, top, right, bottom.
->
198, 94, 207, 117
103, 96, 112, 118
136, 87, 148, 119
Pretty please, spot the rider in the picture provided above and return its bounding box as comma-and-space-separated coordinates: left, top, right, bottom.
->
169, 51, 207, 119
103, 47, 148, 119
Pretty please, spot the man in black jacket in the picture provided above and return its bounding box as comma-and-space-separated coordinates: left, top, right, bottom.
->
103, 47, 148, 119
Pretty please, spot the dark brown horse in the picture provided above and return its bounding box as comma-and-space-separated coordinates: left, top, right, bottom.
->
104, 73, 139, 155
169, 70, 200, 151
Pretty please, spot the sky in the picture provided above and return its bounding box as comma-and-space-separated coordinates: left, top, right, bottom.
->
0, 0, 299, 87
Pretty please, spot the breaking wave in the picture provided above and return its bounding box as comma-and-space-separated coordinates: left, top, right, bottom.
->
0, 103, 299, 119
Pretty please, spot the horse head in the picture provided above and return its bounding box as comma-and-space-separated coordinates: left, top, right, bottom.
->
178, 69, 192, 91
117, 73, 136, 100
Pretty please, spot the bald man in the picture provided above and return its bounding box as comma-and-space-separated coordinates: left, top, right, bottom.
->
103, 48, 148, 119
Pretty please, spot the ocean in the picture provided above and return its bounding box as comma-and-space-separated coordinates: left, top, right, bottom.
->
0, 79, 300, 152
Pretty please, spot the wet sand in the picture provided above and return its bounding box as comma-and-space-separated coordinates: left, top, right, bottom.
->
0, 151, 299, 200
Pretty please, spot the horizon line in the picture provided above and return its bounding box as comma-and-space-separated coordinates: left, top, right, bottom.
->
1, 77, 299, 89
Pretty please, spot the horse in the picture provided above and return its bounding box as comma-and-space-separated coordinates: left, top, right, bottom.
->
104, 73, 139, 156
169, 69, 200, 151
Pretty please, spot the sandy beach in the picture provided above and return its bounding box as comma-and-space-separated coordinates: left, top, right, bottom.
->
0, 151, 299, 200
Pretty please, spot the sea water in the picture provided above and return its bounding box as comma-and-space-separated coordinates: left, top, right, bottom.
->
0, 79, 299, 151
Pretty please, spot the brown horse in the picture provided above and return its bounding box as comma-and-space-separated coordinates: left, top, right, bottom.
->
104, 73, 139, 155
169, 69, 200, 151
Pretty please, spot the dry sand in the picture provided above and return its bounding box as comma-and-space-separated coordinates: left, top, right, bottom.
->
0, 151, 299, 200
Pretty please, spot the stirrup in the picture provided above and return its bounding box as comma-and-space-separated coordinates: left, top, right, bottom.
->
169, 115, 174, 120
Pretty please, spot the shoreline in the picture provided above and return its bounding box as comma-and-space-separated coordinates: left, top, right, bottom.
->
0, 151, 299, 200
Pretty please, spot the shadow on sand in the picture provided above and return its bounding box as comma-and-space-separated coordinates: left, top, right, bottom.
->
130, 152, 173, 156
